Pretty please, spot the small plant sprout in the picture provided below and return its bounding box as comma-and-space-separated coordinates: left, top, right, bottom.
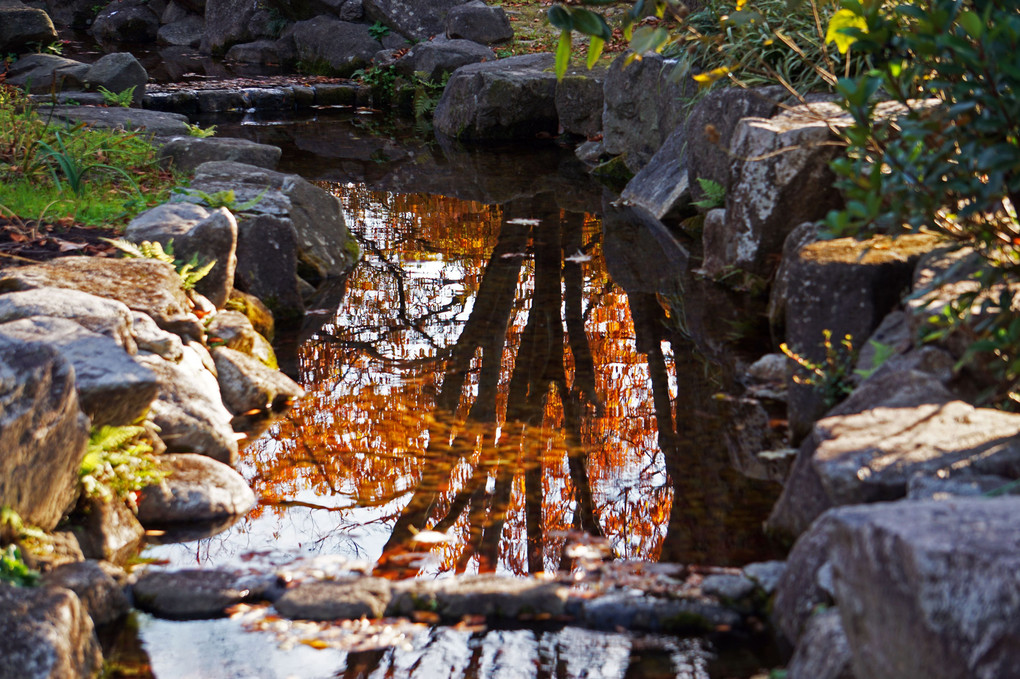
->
780, 330, 858, 408
173, 186, 267, 213
102, 238, 216, 291
692, 177, 726, 210
80, 425, 168, 510
186, 123, 217, 138
97, 85, 136, 108
368, 21, 391, 40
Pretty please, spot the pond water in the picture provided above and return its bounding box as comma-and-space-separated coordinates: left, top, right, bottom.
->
108, 110, 784, 678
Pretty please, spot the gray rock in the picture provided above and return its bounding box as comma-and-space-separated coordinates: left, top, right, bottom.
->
232, 214, 304, 317
42, 0, 101, 30
212, 346, 304, 414
684, 86, 785, 208
159, 135, 282, 173
136, 453, 256, 525
555, 68, 605, 139
787, 608, 856, 679
830, 498, 1020, 679
284, 16, 381, 77
137, 344, 238, 464
747, 353, 787, 384
4, 53, 89, 93
433, 53, 558, 140
275, 577, 393, 620
205, 310, 260, 354
84, 52, 147, 105
0, 6, 56, 54
742, 560, 786, 596
0, 336, 88, 530
44, 104, 191, 138
188, 160, 358, 296
601, 53, 694, 172
782, 233, 940, 440
0, 317, 159, 426
715, 395, 789, 482
130, 311, 185, 360
363, 0, 468, 40
125, 202, 238, 308
41, 561, 131, 626
619, 126, 689, 219
0, 584, 102, 679
156, 15, 203, 47
703, 101, 848, 279
0, 256, 194, 332
772, 512, 839, 644
90, 0, 160, 43
225, 289, 275, 339
389, 575, 568, 622
201, 0, 258, 53
578, 591, 740, 633
224, 39, 290, 64
766, 220, 822, 336
161, 0, 191, 23
72, 496, 146, 566
132, 569, 249, 618
395, 37, 495, 82
701, 573, 755, 603
0, 287, 137, 353
445, 0, 512, 44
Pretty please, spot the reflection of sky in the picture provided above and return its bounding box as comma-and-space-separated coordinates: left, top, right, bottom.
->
147, 184, 668, 574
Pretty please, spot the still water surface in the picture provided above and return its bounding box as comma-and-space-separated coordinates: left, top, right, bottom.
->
122, 110, 783, 678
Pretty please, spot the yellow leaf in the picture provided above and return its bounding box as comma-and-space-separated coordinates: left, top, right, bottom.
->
692, 66, 731, 87
735, 0, 747, 9
301, 639, 330, 650
825, 9, 867, 55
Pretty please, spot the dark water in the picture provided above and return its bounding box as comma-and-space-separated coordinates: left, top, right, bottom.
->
109, 109, 784, 678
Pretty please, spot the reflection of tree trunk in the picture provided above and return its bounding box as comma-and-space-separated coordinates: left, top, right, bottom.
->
336, 648, 386, 679
476, 442, 515, 572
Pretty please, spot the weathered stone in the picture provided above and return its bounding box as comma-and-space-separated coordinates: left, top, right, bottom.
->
363, 0, 467, 40
225, 289, 275, 340
742, 560, 786, 596
206, 310, 259, 354
0, 6, 57, 54
601, 53, 694, 172
72, 496, 146, 566
212, 346, 304, 414
84, 52, 147, 105
4, 53, 89, 93
284, 16, 381, 77
161, 0, 191, 24
716, 395, 789, 482
0, 317, 159, 426
90, 0, 160, 43
445, 0, 512, 44
132, 569, 249, 618
193, 88, 247, 113
389, 575, 567, 622
41, 561, 131, 626
0, 336, 88, 530
433, 53, 558, 140
232, 214, 304, 317
766, 221, 822, 336
136, 344, 238, 465
130, 311, 184, 361
555, 68, 605, 139
578, 591, 740, 634
125, 202, 237, 308
136, 453, 255, 525
703, 102, 848, 279
0, 256, 193, 332
787, 608, 855, 679
0, 584, 102, 679
619, 126, 689, 219
156, 15, 203, 47
30, 530, 86, 570
201, 0, 258, 53
394, 37, 495, 82
906, 472, 1018, 500
162, 136, 281, 174
188, 160, 358, 285
224, 38, 289, 64
0, 287, 136, 353
684, 86, 785, 207
766, 370, 956, 541
701, 573, 755, 604
772, 512, 839, 644
747, 353, 787, 384
782, 234, 941, 440
275, 577, 393, 620
44, 104, 192, 138
829, 498, 1020, 679
42, 0, 100, 30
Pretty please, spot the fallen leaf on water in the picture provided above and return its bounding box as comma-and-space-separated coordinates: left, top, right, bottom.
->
301, 639, 330, 650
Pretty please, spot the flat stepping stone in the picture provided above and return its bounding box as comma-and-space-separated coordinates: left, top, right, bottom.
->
132, 569, 250, 619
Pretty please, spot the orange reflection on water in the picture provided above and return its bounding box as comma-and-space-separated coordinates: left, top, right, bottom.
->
245, 186, 671, 576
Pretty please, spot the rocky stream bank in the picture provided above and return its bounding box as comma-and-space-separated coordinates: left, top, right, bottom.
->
3, 1, 1020, 678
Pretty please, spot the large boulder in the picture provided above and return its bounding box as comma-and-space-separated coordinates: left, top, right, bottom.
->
125, 203, 238, 308
601, 53, 694, 173
786, 608, 856, 679
0, 317, 159, 427
83, 52, 148, 105
44, 105, 192, 138
0, 6, 57, 54
136, 344, 238, 465
136, 453, 256, 525
201, 0, 258, 53
0, 257, 194, 332
0, 336, 88, 530
702, 101, 847, 279
445, 0, 513, 44
211, 346, 304, 414
282, 16, 381, 77
555, 68, 605, 139
3, 53, 89, 93
157, 15, 204, 47
0, 287, 136, 352
159, 136, 282, 173
394, 37, 495, 82
90, 0, 160, 43
830, 498, 1020, 679
0, 584, 102, 679
618, 126, 689, 219
363, 0, 467, 40
433, 53, 558, 140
